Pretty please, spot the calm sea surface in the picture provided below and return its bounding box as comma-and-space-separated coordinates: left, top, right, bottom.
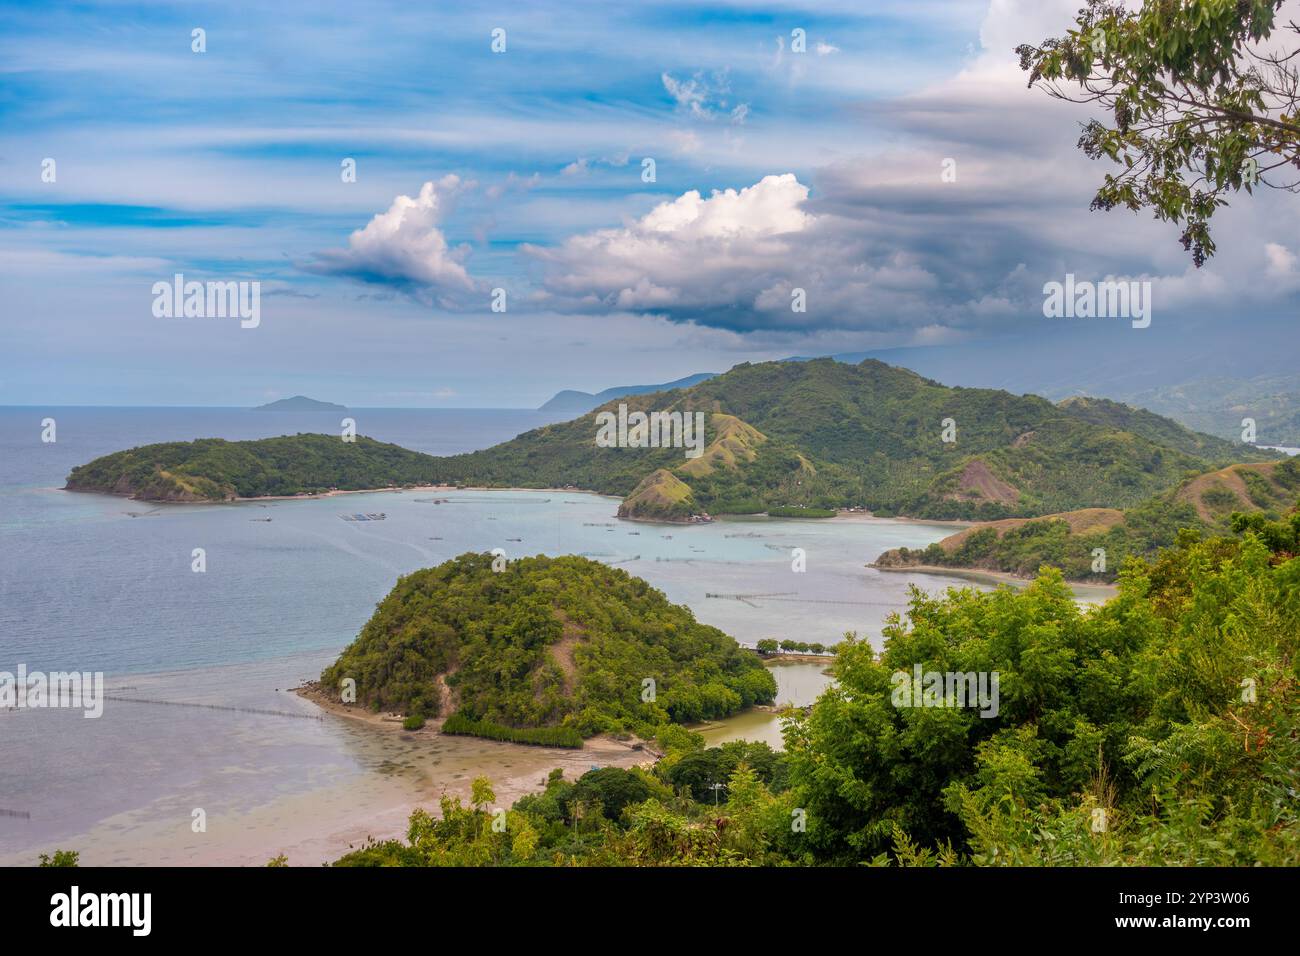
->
0, 406, 1103, 864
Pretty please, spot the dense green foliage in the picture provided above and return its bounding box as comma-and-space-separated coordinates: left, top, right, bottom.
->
333, 742, 800, 867
441, 714, 583, 748
786, 508, 1300, 865
1018, 0, 1298, 266
37, 850, 79, 867
426, 359, 1263, 521
1053, 395, 1259, 459
66, 434, 442, 500
332, 506, 1300, 867
664, 740, 790, 801
320, 553, 775, 740
756, 639, 828, 655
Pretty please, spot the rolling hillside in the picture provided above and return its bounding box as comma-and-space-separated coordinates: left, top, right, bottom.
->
67, 359, 1277, 520
876, 458, 1300, 581
428, 358, 1274, 521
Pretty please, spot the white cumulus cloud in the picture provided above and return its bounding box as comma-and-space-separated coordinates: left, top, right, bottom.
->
524, 173, 921, 331
306, 176, 476, 303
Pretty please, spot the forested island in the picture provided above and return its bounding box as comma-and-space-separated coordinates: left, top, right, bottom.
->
331, 505, 1300, 867
318, 553, 776, 744
64, 434, 442, 501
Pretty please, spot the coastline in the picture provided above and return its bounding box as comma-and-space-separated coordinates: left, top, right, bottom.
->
62, 483, 623, 505
293, 680, 660, 757
872, 561, 1118, 595
63, 480, 978, 529
831, 510, 973, 527
757, 653, 835, 665
27, 480, 1051, 865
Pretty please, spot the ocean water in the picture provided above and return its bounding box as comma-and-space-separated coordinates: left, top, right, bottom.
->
0, 406, 1076, 865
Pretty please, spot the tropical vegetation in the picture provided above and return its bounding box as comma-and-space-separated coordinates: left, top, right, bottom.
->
427, 359, 1268, 521
65, 434, 442, 501
319, 553, 776, 740
331, 503, 1300, 866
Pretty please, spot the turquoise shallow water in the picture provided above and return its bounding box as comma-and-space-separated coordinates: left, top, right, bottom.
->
0, 406, 1024, 863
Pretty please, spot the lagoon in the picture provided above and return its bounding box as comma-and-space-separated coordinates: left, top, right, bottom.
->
0, 406, 1101, 865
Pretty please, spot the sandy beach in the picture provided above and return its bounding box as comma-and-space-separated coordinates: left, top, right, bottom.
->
2, 687, 659, 869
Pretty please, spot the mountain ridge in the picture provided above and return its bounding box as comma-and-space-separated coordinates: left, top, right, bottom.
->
66, 359, 1277, 522
539, 373, 716, 414
436, 358, 1273, 521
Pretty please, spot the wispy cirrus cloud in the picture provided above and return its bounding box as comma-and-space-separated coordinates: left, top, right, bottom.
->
661, 70, 749, 124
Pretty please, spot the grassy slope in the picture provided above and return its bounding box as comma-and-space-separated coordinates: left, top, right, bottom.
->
428, 358, 1271, 520
877, 458, 1300, 581
617, 469, 698, 521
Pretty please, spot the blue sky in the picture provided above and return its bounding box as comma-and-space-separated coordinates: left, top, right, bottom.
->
3, 0, 1299, 406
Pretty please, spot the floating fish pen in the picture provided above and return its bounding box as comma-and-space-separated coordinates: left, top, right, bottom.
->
339, 513, 387, 521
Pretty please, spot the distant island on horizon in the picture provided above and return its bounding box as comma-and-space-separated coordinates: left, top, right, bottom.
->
252, 395, 348, 412
538, 373, 716, 415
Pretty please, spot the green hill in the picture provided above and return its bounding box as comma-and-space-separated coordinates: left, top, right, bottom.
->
1126, 372, 1300, 447
67, 359, 1275, 517
319, 553, 776, 740
1054, 395, 1250, 459
618, 469, 699, 521
65, 434, 441, 501
427, 358, 1273, 521
876, 458, 1300, 581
